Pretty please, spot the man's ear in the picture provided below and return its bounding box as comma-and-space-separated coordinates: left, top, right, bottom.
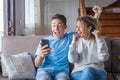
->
65, 25, 67, 29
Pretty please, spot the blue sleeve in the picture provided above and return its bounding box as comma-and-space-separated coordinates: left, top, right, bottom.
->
65, 31, 77, 35
65, 31, 77, 40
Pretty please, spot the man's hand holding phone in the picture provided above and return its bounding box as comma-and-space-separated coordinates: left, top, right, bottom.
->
39, 39, 51, 57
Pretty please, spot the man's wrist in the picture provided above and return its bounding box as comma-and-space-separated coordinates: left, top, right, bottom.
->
38, 53, 44, 58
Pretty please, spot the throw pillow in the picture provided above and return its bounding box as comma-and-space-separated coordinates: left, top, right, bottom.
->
1, 52, 36, 80
1, 58, 8, 77
1, 52, 29, 77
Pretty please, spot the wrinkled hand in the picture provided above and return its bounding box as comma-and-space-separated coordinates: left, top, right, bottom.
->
92, 30, 100, 38
39, 44, 51, 57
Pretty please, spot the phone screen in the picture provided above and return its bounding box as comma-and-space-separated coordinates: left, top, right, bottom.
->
41, 39, 49, 48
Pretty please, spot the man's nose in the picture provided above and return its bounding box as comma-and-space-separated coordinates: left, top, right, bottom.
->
55, 25, 59, 30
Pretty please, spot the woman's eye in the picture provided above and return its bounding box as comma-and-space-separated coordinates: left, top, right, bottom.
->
77, 26, 82, 28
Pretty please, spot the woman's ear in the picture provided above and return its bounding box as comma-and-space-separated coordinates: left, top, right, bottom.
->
88, 26, 92, 31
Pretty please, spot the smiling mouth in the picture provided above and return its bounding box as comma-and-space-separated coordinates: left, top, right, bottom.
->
78, 31, 82, 34
78, 32, 82, 36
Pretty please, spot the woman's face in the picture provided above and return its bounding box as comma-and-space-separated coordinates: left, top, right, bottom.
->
76, 20, 90, 38
51, 18, 66, 38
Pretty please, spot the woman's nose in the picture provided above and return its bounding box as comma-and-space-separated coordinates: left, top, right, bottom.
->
76, 27, 80, 31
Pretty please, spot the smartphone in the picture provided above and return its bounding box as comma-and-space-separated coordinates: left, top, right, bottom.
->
41, 39, 49, 49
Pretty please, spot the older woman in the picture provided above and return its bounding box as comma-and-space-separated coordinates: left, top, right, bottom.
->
68, 16, 109, 80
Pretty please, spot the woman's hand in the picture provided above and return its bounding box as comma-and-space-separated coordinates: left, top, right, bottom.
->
92, 5, 103, 19
72, 34, 80, 42
92, 30, 100, 38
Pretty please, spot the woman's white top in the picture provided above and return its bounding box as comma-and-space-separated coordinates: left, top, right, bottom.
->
68, 37, 109, 73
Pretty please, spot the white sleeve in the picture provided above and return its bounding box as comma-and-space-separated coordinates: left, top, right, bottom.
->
96, 37, 109, 62
68, 40, 80, 63
35, 41, 41, 58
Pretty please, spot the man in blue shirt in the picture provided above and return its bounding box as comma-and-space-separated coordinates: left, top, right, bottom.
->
35, 14, 75, 80
34, 5, 102, 80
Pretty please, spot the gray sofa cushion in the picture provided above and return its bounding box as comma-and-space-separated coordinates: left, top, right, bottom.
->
113, 73, 120, 80
103, 36, 111, 72
1, 36, 47, 57
111, 38, 120, 72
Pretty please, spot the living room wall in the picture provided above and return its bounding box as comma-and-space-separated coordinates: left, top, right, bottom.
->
15, 0, 117, 36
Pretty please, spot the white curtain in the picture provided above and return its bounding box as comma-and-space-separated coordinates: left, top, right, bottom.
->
0, 0, 4, 33
0, 0, 4, 52
25, 0, 35, 35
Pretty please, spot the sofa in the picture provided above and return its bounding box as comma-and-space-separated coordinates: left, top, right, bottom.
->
0, 35, 120, 80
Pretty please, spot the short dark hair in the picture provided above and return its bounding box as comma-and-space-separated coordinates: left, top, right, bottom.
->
52, 14, 66, 25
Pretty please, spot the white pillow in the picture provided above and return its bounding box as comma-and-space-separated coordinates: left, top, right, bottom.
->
1, 52, 36, 80
1, 52, 29, 77
1, 59, 8, 77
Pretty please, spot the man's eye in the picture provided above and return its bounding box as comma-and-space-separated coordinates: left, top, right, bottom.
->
58, 24, 62, 27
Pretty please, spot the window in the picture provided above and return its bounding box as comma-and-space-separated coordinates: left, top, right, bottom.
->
25, 0, 35, 35
0, 0, 4, 33
0, 0, 4, 51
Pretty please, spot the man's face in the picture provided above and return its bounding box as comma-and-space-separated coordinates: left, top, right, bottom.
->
51, 19, 66, 38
